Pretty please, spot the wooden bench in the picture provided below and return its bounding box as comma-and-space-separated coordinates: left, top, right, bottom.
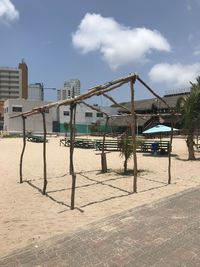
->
140, 141, 170, 154
74, 138, 95, 149
95, 140, 120, 151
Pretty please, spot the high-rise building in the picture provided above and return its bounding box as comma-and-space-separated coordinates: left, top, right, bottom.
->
57, 79, 80, 100
0, 60, 28, 100
28, 83, 44, 101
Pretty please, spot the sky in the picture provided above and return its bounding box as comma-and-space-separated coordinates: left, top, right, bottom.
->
0, 0, 200, 103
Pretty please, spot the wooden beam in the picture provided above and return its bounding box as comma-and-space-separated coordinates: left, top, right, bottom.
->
81, 101, 109, 117
10, 74, 136, 118
136, 76, 171, 109
102, 93, 131, 113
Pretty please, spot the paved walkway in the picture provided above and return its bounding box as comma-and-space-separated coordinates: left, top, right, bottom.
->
1, 187, 200, 267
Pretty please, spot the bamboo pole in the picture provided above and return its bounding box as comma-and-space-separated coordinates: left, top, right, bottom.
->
101, 116, 109, 173
19, 116, 26, 184
102, 93, 131, 113
41, 111, 47, 195
136, 76, 171, 109
81, 101, 109, 117
130, 78, 138, 193
69, 103, 77, 210
69, 104, 75, 175
168, 123, 174, 184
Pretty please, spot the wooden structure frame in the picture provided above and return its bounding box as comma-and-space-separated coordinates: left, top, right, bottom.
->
12, 73, 175, 209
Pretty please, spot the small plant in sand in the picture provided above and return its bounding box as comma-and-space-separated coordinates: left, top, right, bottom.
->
119, 131, 133, 174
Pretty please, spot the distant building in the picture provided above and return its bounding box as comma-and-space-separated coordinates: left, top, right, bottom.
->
0, 60, 28, 100
59, 103, 117, 134
0, 100, 4, 130
57, 79, 80, 100
28, 83, 44, 101
4, 99, 53, 133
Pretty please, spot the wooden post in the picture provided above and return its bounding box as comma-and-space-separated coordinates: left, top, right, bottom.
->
168, 123, 174, 184
101, 116, 109, 173
69, 103, 77, 210
130, 78, 138, 193
71, 173, 76, 210
41, 111, 47, 194
69, 104, 74, 175
19, 115, 26, 184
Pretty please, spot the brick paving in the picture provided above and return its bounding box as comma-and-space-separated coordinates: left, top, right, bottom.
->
0, 187, 200, 267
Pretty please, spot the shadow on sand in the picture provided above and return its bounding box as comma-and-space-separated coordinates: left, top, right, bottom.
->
23, 168, 169, 212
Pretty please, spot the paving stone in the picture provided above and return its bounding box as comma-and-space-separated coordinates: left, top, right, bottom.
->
0, 188, 200, 267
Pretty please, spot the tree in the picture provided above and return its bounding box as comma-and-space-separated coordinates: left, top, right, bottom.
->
176, 77, 200, 160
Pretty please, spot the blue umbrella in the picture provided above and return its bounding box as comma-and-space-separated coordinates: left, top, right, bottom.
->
143, 124, 179, 134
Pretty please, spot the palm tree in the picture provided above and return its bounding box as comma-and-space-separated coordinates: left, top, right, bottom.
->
176, 77, 200, 160
119, 131, 133, 173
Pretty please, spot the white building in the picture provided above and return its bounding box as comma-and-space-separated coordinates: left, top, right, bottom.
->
28, 83, 44, 101
57, 79, 80, 100
0, 60, 28, 100
59, 103, 118, 134
3, 99, 118, 135
4, 99, 53, 133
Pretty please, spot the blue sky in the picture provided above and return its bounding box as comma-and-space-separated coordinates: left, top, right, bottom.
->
0, 0, 200, 103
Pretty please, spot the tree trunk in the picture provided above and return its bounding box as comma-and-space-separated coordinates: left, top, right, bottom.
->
124, 158, 128, 174
187, 133, 195, 160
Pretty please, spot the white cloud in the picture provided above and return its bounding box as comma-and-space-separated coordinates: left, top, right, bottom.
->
186, 0, 192, 11
72, 13, 171, 70
194, 50, 200, 56
0, 0, 19, 24
149, 63, 200, 88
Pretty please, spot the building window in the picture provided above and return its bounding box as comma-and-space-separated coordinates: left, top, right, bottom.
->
12, 106, 22, 112
63, 111, 70, 116
96, 112, 103, 118
85, 112, 93, 118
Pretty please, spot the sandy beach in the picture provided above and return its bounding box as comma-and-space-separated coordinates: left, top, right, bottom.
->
0, 136, 199, 258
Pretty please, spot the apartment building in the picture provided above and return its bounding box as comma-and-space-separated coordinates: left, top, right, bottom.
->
57, 79, 80, 100
0, 60, 28, 100
28, 83, 44, 101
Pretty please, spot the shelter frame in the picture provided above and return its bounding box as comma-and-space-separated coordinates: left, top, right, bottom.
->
12, 73, 176, 209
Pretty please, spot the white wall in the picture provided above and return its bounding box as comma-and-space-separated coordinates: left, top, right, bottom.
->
4, 99, 53, 133
59, 103, 118, 124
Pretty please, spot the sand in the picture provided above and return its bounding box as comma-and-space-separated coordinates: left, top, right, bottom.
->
0, 136, 199, 257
